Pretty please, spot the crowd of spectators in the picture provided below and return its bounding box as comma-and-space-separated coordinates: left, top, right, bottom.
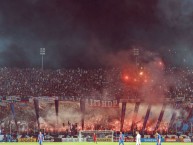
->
0, 67, 192, 136
0, 67, 192, 99
0, 68, 123, 98
0, 67, 192, 98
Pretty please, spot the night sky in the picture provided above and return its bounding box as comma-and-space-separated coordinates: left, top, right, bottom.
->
0, 0, 193, 69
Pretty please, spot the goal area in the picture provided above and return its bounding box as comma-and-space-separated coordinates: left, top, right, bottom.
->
78, 130, 114, 142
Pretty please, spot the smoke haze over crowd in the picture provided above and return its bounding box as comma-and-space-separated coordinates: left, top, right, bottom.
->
0, 0, 193, 69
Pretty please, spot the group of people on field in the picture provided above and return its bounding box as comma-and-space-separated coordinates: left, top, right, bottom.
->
118, 131, 161, 145
37, 131, 162, 145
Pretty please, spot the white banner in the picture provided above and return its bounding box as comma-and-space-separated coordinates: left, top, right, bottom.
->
6, 96, 21, 102
33, 96, 58, 103
62, 138, 86, 142
85, 99, 119, 108
0, 135, 4, 141
183, 138, 191, 142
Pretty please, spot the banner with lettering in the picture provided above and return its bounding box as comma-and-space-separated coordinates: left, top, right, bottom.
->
0, 96, 120, 108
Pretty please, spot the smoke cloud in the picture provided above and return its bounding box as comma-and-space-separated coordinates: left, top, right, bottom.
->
0, 0, 192, 68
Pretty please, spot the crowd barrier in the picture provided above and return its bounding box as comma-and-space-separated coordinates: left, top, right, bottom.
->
165, 138, 176, 142
163, 135, 178, 138
114, 137, 134, 142
97, 138, 112, 142
86, 138, 93, 142
1, 136, 193, 142
62, 138, 86, 142
61, 137, 193, 142
0, 135, 3, 142
183, 138, 191, 142
125, 138, 134, 142
60, 137, 193, 142
18, 138, 36, 142
44, 138, 54, 142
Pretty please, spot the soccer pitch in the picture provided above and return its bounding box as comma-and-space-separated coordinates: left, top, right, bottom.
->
0, 143, 192, 145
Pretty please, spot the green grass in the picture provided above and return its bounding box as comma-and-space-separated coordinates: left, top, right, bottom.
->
0, 143, 192, 145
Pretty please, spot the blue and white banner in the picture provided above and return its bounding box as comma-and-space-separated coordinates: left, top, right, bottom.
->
141, 138, 164, 142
